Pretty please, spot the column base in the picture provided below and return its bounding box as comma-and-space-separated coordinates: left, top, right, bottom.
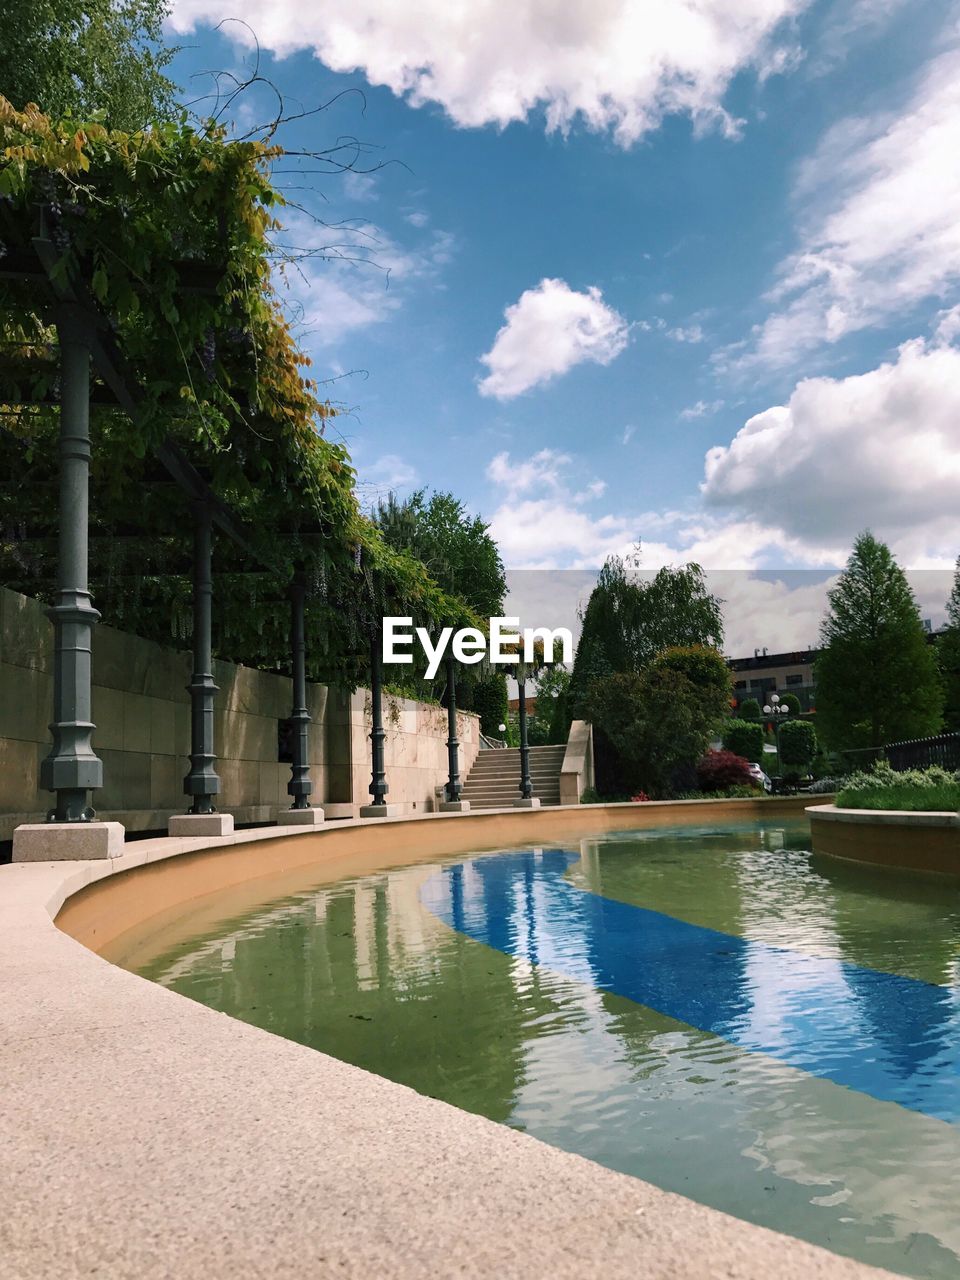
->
439, 800, 471, 813
281, 807, 325, 826
359, 803, 404, 819
13, 821, 125, 863
168, 813, 235, 837
513, 797, 541, 809
323, 803, 356, 821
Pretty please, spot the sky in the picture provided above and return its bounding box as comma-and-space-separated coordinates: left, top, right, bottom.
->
164, 0, 960, 653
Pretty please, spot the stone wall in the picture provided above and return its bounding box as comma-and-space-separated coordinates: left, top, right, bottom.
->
0, 588, 479, 841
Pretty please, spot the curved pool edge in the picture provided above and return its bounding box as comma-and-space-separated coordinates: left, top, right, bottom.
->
2, 797, 892, 1280
808, 802, 960, 875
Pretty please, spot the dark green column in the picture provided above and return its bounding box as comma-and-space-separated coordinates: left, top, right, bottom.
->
40, 304, 103, 822
368, 625, 388, 807
287, 575, 313, 809
445, 653, 462, 802
183, 501, 220, 813
517, 674, 534, 800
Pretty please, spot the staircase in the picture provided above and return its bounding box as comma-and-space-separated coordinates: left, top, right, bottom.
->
460, 744, 566, 810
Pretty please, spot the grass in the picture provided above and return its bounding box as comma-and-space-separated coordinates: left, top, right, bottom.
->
836, 783, 960, 811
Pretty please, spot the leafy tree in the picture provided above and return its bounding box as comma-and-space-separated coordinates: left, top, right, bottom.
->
722, 719, 764, 763
583, 668, 718, 798
375, 489, 505, 619
815, 532, 943, 751
651, 645, 731, 722
780, 693, 802, 716
938, 556, 960, 731
532, 663, 572, 745
570, 557, 723, 714
469, 673, 509, 738
696, 750, 756, 792
739, 697, 762, 720
0, 0, 177, 130
779, 719, 817, 771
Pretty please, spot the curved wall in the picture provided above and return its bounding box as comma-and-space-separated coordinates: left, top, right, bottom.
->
808, 803, 960, 875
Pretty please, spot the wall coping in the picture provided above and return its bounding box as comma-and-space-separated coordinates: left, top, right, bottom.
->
1, 801, 887, 1279
807, 802, 960, 829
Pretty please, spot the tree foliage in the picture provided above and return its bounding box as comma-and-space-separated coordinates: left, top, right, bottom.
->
815, 532, 942, 750
696, 750, 755, 793
0, 0, 177, 130
722, 719, 764, 763
780, 693, 802, 716
570, 557, 723, 714
778, 719, 817, 770
739, 697, 761, 719
938, 556, 960, 732
467, 673, 509, 739
583, 668, 719, 798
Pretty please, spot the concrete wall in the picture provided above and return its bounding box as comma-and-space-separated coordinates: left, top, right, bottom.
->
808, 803, 960, 875
0, 588, 478, 840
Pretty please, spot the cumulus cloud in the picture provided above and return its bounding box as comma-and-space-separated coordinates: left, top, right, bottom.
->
740, 48, 960, 368
478, 279, 629, 399
703, 335, 960, 560
667, 324, 705, 343
169, 0, 809, 146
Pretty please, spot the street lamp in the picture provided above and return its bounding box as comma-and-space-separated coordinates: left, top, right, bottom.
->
762, 693, 790, 772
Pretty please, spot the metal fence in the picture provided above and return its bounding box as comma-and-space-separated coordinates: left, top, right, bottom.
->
885, 732, 960, 772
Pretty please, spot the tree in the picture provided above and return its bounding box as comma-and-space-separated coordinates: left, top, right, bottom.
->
722, 719, 764, 763
570, 557, 723, 714
696, 750, 756, 793
651, 645, 731, 722
0, 0, 177, 130
938, 556, 960, 731
467, 673, 508, 739
583, 668, 718, 798
531, 663, 572, 746
739, 697, 762, 720
375, 489, 505, 619
779, 720, 817, 772
780, 693, 802, 716
815, 532, 943, 751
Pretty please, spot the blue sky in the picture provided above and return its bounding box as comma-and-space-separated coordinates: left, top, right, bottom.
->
166, 0, 960, 649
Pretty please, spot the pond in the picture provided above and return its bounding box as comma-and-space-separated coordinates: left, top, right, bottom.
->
131, 820, 960, 1279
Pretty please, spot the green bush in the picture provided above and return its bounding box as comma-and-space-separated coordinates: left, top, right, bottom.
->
722, 718, 764, 763
841, 763, 954, 792
472, 673, 509, 737
779, 719, 817, 769
739, 697, 761, 720
836, 782, 960, 811
780, 693, 802, 716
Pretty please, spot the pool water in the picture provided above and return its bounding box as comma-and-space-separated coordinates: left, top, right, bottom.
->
135, 821, 960, 1278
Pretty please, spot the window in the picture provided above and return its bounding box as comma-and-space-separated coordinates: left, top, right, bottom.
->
786, 674, 803, 686
734, 680, 747, 689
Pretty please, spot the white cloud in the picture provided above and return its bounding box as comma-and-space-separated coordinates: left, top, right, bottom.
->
703, 333, 960, 561
279, 214, 455, 346
169, 0, 810, 146
667, 324, 705, 343
478, 279, 629, 399
740, 47, 960, 368
361, 453, 418, 491
680, 399, 724, 420
622, 425, 636, 445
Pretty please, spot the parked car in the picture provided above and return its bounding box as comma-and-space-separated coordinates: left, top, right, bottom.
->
747, 762, 773, 793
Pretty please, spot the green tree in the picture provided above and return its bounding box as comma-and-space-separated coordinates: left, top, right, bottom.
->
375, 489, 505, 619
583, 668, 717, 798
469, 673, 509, 738
0, 0, 177, 130
570, 557, 723, 714
938, 556, 960, 731
815, 532, 943, 751
722, 719, 764, 763
651, 644, 731, 720
739, 697, 762, 720
779, 719, 817, 771
532, 663, 572, 745
780, 693, 802, 716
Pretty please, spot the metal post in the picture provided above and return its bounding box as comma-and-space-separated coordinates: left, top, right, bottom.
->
368, 624, 388, 807
40, 304, 103, 822
517, 675, 534, 799
445, 652, 462, 802
183, 501, 220, 813
287, 575, 313, 809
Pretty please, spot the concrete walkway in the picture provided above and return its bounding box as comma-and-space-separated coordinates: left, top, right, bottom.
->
1, 806, 893, 1279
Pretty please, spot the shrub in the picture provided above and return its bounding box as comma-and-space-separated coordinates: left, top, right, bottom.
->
696, 749, 756, 792
779, 719, 817, 770
780, 693, 802, 716
836, 782, 960, 811
739, 697, 761, 720
722, 718, 764, 763
472, 673, 509, 737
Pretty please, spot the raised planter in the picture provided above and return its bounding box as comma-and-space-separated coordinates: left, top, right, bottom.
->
807, 802, 960, 875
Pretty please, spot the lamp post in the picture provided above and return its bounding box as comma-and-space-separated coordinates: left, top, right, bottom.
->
514, 669, 539, 808
762, 693, 791, 773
